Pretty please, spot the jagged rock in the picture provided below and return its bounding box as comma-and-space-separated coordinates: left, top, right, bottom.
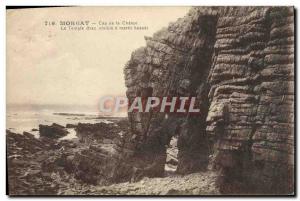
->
39, 123, 69, 139
6, 6, 294, 195
6, 130, 60, 195
70, 120, 130, 185
7, 119, 130, 195
66, 124, 77, 128
72, 143, 121, 185
22, 131, 35, 138
123, 6, 294, 194
75, 122, 123, 144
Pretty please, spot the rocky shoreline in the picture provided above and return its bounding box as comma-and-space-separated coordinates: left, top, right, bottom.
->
7, 118, 203, 195
7, 6, 294, 195
7, 118, 124, 195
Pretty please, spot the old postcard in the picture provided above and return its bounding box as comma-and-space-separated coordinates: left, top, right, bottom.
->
6, 6, 295, 196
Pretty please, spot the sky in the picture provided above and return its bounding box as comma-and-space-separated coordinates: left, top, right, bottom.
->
6, 6, 190, 107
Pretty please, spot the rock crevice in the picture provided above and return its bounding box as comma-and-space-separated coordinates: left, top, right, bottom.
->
122, 6, 294, 194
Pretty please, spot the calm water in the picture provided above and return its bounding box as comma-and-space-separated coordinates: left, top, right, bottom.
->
6, 104, 115, 139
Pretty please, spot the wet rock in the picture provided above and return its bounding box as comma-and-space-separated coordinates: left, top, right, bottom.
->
66, 124, 76, 128
72, 143, 121, 185
22, 131, 35, 138
7, 119, 130, 195
6, 130, 59, 195
39, 123, 69, 139
75, 122, 123, 144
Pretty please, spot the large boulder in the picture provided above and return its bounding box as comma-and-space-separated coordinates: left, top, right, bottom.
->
39, 123, 69, 139
72, 143, 121, 185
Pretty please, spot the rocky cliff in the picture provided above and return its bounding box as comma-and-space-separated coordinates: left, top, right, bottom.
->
7, 6, 294, 196
123, 6, 294, 194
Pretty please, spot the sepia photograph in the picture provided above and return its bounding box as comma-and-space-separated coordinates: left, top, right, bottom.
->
6, 6, 295, 196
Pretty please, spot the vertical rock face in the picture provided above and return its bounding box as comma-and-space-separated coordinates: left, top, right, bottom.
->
206, 7, 294, 194
123, 6, 294, 194
123, 7, 219, 179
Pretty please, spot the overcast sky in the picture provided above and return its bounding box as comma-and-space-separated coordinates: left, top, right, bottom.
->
7, 6, 190, 106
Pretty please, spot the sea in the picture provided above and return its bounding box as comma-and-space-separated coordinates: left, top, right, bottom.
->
7, 104, 177, 172
6, 104, 125, 139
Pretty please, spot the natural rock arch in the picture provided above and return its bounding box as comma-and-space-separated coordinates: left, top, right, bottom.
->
119, 6, 294, 194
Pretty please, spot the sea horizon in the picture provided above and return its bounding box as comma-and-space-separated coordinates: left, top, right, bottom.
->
6, 103, 126, 137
